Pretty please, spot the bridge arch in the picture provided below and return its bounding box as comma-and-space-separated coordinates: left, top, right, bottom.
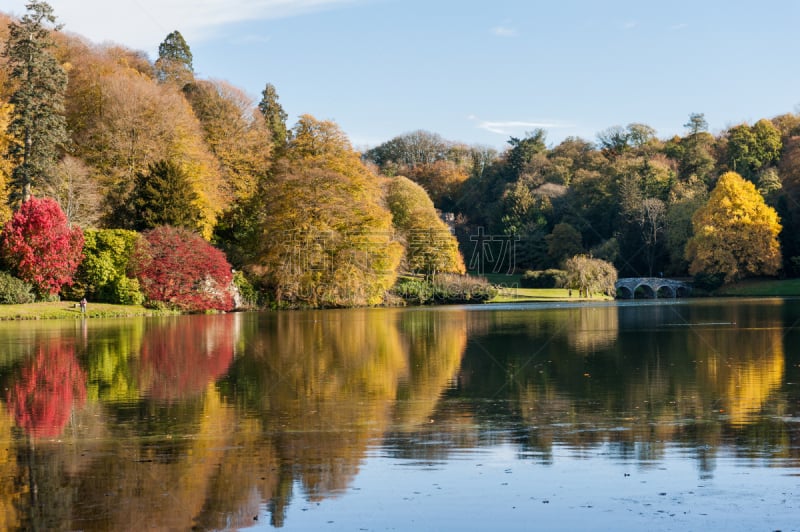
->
635, 284, 656, 299
616, 286, 634, 299
614, 277, 691, 299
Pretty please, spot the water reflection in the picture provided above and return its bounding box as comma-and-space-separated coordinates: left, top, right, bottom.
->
6, 338, 86, 438
0, 301, 794, 529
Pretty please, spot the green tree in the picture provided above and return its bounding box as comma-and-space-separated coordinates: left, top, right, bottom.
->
596, 123, 656, 157
154, 30, 193, 86
3, 0, 68, 203
545, 222, 583, 265
671, 113, 716, 182
506, 129, 547, 180
127, 160, 202, 232
686, 171, 781, 282
725, 119, 782, 181
664, 176, 707, 275
385, 176, 465, 277
258, 82, 288, 150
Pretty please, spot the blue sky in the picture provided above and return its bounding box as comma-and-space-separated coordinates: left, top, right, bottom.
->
4, 0, 800, 150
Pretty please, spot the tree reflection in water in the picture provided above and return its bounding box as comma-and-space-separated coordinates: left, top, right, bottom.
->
6, 338, 86, 438
0, 302, 795, 530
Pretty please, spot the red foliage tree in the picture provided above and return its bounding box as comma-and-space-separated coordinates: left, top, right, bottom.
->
0, 197, 84, 296
7, 339, 87, 438
133, 225, 234, 311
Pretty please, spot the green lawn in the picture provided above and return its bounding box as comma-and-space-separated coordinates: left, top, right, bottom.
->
714, 278, 800, 297
0, 301, 177, 320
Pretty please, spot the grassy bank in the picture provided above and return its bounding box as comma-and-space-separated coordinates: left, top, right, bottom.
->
713, 278, 800, 297
490, 286, 613, 303
0, 301, 179, 320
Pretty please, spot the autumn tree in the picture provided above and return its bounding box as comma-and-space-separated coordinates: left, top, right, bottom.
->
154, 30, 193, 86
686, 171, 781, 283
385, 176, 465, 277
0, 196, 84, 296
3, 0, 69, 202
183, 79, 271, 202
44, 156, 101, 227
66, 60, 224, 236
127, 160, 202, 232
246, 115, 402, 307
365, 130, 449, 169
132, 225, 234, 311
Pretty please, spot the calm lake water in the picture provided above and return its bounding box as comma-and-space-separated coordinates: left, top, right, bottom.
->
0, 299, 798, 530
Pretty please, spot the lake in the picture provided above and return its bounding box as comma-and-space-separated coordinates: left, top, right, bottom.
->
0, 298, 797, 530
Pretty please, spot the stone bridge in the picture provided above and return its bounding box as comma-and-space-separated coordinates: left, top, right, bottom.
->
615, 277, 692, 299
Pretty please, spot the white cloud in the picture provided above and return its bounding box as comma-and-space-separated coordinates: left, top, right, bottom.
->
475, 120, 570, 135
622, 20, 638, 30
491, 25, 517, 37
5, 0, 361, 53
669, 23, 689, 30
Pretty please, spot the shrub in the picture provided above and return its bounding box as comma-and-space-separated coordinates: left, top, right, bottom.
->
71, 229, 143, 304
393, 277, 435, 304
393, 274, 497, 305
520, 269, 567, 288
132, 226, 234, 312
0, 271, 35, 304
431, 274, 497, 304
693, 272, 724, 292
232, 270, 258, 309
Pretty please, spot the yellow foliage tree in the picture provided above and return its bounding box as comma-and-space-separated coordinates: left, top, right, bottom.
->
183, 79, 271, 203
686, 171, 782, 282
249, 115, 402, 307
65, 46, 225, 237
384, 176, 465, 276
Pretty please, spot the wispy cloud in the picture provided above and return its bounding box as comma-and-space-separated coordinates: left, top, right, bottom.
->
669, 23, 689, 30
230, 34, 272, 45
491, 25, 518, 37
20, 0, 362, 52
622, 20, 638, 30
473, 119, 570, 135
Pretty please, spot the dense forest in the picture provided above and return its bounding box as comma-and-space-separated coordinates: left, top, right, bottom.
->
0, 2, 794, 308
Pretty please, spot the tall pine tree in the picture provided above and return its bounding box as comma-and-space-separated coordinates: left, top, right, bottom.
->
154, 30, 194, 86
128, 160, 202, 232
258, 82, 288, 150
3, 0, 69, 204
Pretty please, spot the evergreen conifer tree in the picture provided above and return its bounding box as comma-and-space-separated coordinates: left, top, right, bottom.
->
154, 30, 194, 86
258, 83, 288, 149
3, 0, 69, 203
129, 160, 202, 232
